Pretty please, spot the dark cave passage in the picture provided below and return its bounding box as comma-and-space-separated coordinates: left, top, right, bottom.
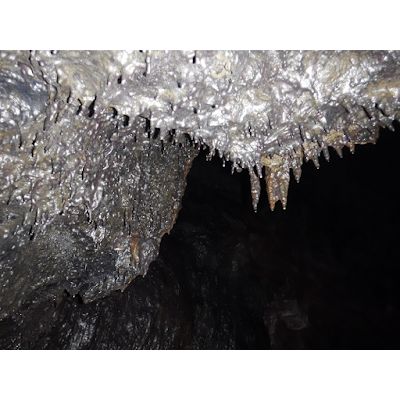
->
173, 124, 400, 349
1, 126, 400, 349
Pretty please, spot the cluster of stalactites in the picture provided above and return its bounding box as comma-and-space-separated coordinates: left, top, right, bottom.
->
196, 107, 388, 212
249, 127, 378, 212
193, 96, 392, 210
159, 113, 382, 212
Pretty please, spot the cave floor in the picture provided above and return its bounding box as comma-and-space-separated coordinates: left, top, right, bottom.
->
1, 126, 400, 349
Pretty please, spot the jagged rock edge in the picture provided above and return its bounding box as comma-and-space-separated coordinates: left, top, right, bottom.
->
24, 51, 400, 212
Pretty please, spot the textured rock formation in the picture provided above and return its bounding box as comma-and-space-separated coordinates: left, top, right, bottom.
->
0, 50, 399, 321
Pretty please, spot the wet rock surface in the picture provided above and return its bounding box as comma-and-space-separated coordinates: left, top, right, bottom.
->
0, 136, 197, 318
1, 126, 399, 349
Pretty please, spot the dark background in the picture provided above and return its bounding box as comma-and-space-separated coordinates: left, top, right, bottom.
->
168, 123, 400, 349
1, 124, 399, 349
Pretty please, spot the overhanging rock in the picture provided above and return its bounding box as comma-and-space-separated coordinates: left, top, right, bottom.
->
0, 50, 399, 318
